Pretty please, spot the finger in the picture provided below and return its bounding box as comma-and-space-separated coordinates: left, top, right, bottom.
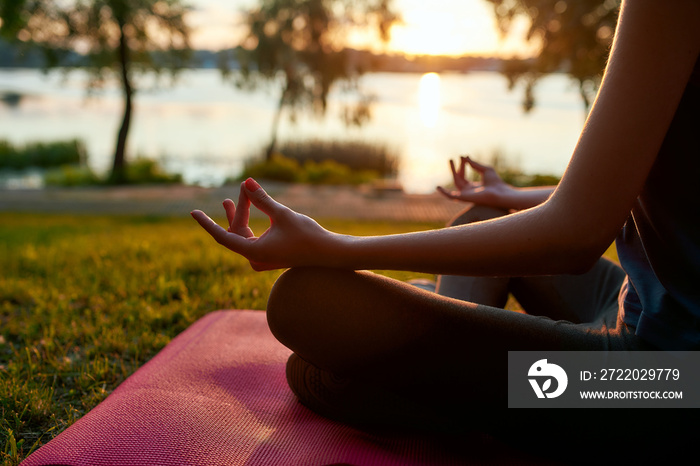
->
449, 159, 461, 186
242, 178, 286, 218
457, 156, 467, 179
190, 210, 248, 251
465, 156, 488, 174
231, 183, 252, 236
437, 186, 459, 200
450, 159, 467, 189
223, 199, 235, 231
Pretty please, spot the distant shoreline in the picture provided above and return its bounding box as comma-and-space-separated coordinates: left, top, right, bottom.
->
0, 37, 526, 74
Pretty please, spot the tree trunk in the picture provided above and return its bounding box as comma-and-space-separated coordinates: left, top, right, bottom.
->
265, 87, 288, 162
112, 20, 132, 184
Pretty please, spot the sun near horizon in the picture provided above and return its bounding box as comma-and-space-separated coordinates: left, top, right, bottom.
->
379, 1, 533, 58
188, 0, 536, 59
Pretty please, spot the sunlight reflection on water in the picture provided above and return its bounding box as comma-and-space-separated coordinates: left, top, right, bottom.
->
418, 72, 441, 128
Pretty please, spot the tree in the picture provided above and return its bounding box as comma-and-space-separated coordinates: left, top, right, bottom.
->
227, 0, 397, 161
0, 0, 190, 183
486, 0, 621, 112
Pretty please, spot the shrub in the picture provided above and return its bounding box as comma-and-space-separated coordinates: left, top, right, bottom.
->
471, 149, 561, 188
236, 139, 398, 185
240, 153, 303, 183
237, 153, 382, 186
0, 139, 86, 169
521, 174, 561, 187
125, 158, 182, 185
1, 139, 183, 187
277, 139, 399, 177
303, 159, 352, 185
304, 159, 379, 185
0, 140, 13, 163
44, 165, 100, 187
42, 157, 182, 187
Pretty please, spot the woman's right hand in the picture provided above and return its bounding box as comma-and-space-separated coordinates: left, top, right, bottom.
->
191, 178, 337, 271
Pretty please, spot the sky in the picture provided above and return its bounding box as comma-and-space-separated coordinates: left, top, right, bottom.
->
186, 0, 534, 57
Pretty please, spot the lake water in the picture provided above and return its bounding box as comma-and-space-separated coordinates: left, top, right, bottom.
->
1, 68, 588, 193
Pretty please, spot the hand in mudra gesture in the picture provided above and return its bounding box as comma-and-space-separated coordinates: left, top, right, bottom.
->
437, 156, 512, 207
191, 178, 335, 271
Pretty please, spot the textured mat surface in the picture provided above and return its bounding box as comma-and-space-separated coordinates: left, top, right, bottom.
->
21, 310, 546, 466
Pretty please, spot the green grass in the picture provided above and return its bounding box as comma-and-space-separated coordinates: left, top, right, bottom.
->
0, 213, 439, 465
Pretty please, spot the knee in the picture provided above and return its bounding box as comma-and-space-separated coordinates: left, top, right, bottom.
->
446, 205, 509, 227
266, 267, 308, 345
266, 267, 349, 348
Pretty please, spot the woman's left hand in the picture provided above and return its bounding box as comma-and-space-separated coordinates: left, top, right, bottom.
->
437, 156, 512, 206
191, 178, 335, 271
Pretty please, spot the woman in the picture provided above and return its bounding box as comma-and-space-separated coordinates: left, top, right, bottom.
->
192, 0, 699, 454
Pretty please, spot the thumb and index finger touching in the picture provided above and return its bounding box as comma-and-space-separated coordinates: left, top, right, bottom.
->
190, 178, 284, 249
240, 178, 286, 218
463, 156, 488, 174
439, 155, 491, 200
450, 155, 486, 183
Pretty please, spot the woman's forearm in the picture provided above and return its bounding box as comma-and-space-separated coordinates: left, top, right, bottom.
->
499, 186, 555, 211
328, 199, 598, 277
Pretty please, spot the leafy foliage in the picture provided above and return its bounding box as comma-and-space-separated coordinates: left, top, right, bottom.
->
486, 0, 621, 112
123, 157, 182, 184
0, 139, 86, 170
42, 157, 182, 187
238, 139, 399, 185
0, 1, 191, 182
1, 0, 191, 79
228, 0, 398, 159
469, 149, 561, 187
275, 139, 399, 177
43, 165, 101, 187
240, 153, 380, 185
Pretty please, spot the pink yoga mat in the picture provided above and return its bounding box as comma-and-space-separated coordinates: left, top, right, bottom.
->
21, 310, 550, 466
